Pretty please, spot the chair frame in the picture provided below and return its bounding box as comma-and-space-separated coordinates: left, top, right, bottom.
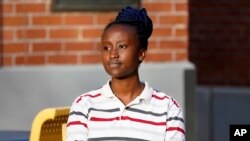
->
30, 107, 70, 141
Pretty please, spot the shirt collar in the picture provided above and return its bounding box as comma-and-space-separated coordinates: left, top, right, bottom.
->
101, 80, 153, 104
137, 81, 153, 104
101, 80, 115, 98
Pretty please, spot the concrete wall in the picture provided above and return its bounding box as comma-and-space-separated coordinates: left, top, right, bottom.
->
0, 62, 196, 140
197, 86, 250, 141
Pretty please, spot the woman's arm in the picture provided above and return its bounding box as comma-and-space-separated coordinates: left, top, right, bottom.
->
66, 97, 89, 141
165, 98, 185, 141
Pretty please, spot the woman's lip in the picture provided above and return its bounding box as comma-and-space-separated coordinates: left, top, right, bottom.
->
109, 62, 121, 68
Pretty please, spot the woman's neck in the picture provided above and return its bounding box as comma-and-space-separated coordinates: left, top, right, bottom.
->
110, 76, 144, 105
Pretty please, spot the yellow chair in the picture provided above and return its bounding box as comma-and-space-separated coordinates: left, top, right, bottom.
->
30, 107, 70, 141
62, 123, 67, 141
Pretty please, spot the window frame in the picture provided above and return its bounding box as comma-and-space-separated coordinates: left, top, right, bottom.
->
51, 0, 141, 12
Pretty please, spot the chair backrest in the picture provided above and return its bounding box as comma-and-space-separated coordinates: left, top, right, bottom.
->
29, 107, 70, 141
62, 123, 67, 141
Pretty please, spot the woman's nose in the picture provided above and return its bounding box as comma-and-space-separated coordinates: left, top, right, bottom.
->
110, 48, 119, 59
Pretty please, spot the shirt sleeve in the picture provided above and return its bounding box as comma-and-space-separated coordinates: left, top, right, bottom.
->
66, 96, 89, 141
165, 98, 185, 141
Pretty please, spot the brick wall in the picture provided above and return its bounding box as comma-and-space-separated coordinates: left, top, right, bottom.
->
1, 0, 188, 66
189, 0, 250, 86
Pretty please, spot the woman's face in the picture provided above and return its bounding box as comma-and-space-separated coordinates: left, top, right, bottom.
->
101, 24, 146, 79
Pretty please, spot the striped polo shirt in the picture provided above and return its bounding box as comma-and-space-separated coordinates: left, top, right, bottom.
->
66, 81, 185, 141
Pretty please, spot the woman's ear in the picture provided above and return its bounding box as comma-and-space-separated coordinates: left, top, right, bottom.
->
139, 49, 147, 62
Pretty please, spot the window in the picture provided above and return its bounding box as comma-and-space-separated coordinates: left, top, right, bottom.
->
52, 0, 140, 11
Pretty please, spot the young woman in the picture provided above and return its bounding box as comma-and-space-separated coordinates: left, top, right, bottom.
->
66, 6, 185, 141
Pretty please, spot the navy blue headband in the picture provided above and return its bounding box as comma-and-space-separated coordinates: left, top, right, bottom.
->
114, 6, 153, 39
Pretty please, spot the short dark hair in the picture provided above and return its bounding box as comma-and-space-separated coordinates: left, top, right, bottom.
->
103, 6, 153, 50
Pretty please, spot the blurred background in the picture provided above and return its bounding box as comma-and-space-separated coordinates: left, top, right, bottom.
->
0, 0, 250, 141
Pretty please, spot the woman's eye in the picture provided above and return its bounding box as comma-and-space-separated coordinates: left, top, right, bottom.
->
118, 44, 127, 49
103, 46, 111, 51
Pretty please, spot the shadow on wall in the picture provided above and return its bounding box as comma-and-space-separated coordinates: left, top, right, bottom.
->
189, 1, 250, 141
197, 87, 250, 141
188, 0, 250, 86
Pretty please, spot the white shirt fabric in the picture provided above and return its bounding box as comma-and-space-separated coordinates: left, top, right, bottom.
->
66, 81, 185, 141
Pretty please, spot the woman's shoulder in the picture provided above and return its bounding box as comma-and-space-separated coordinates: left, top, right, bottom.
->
73, 88, 103, 104
151, 89, 181, 108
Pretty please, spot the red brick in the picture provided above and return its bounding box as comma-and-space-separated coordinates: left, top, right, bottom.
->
50, 29, 79, 39
1, 0, 190, 67
3, 3, 13, 13
148, 40, 157, 49
143, 3, 172, 12
160, 15, 188, 25
26, 55, 45, 65
3, 30, 14, 40
160, 40, 187, 49
48, 55, 77, 64
152, 27, 172, 37
3, 16, 28, 26
96, 13, 116, 24
175, 3, 188, 11
32, 16, 62, 25
16, 29, 46, 39
65, 42, 94, 51
15, 56, 26, 65
82, 28, 102, 38
145, 52, 172, 62
64, 15, 94, 25
176, 28, 188, 36
81, 54, 101, 64
176, 51, 188, 61
32, 42, 62, 52
3, 43, 28, 54
16, 3, 46, 13
148, 14, 157, 25
2, 56, 12, 66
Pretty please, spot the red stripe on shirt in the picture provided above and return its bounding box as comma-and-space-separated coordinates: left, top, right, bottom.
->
167, 127, 185, 134
67, 121, 88, 128
76, 93, 101, 103
152, 94, 170, 100
121, 116, 166, 126
90, 116, 166, 126
90, 117, 120, 121
171, 98, 180, 107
